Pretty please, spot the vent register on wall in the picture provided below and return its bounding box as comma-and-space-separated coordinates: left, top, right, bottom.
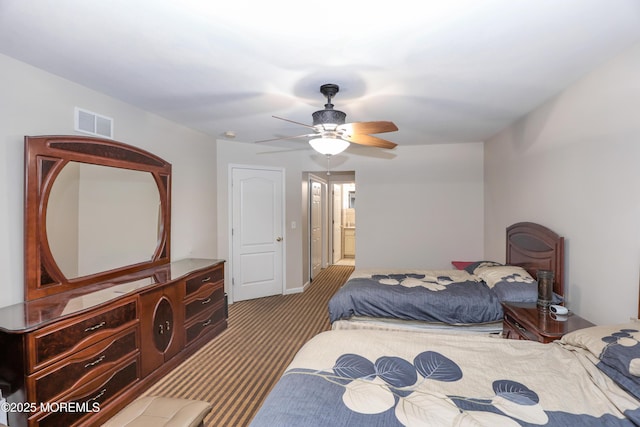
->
74, 107, 114, 139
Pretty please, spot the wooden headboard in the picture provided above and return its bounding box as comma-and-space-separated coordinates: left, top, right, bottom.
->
506, 222, 565, 297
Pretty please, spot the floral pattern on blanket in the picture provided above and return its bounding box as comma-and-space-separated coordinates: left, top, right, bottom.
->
372, 273, 456, 291
288, 351, 548, 426
597, 327, 640, 400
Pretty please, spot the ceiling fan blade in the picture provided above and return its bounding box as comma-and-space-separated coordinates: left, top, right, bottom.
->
272, 115, 315, 129
338, 121, 398, 135
254, 133, 315, 143
342, 133, 397, 149
257, 147, 311, 155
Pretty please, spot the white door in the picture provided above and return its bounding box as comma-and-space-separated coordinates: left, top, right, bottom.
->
310, 178, 323, 279
231, 166, 284, 301
332, 183, 342, 263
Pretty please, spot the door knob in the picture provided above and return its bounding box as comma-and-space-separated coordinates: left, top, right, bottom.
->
276, 237, 283, 242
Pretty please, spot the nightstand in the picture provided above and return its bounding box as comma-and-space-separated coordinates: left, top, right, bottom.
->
502, 302, 594, 343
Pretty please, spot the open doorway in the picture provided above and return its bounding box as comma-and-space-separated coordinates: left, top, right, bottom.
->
302, 172, 326, 284
303, 171, 355, 284
331, 181, 356, 266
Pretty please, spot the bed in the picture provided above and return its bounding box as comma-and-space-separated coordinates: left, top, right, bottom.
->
249, 324, 640, 426
329, 222, 565, 333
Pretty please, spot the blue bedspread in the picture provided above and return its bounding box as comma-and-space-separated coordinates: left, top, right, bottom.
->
328, 271, 503, 324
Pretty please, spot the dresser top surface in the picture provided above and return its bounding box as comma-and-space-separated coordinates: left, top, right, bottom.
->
0, 258, 224, 333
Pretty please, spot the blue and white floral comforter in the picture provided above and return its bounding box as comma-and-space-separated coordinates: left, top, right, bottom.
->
328, 269, 503, 324
250, 328, 640, 427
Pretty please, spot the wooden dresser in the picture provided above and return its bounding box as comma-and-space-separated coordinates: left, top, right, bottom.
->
0, 258, 226, 427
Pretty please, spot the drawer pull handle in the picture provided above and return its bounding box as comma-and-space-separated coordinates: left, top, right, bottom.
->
87, 388, 107, 404
84, 355, 106, 368
165, 320, 171, 331
158, 324, 164, 335
201, 298, 211, 305
201, 276, 211, 282
84, 321, 106, 332
202, 319, 212, 327
514, 322, 527, 332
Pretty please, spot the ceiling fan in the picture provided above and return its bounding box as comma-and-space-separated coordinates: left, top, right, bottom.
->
257, 83, 398, 155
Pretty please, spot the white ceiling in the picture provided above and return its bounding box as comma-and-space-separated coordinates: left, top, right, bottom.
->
1, 0, 640, 148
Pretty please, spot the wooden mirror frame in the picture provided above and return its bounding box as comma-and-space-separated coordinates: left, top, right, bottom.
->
24, 135, 171, 301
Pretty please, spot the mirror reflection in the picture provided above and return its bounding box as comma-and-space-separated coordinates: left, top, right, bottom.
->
47, 162, 161, 279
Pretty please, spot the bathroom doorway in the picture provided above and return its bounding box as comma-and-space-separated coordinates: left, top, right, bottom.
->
331, 181, 356, 266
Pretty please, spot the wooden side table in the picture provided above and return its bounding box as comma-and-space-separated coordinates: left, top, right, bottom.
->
502, 302, 594, 343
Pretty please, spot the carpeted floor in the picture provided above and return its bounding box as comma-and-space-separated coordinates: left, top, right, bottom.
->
141, 264, 354, 426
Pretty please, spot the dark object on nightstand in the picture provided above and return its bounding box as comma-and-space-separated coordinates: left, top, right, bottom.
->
502, 302, 594, 343
536, 270, 554, 309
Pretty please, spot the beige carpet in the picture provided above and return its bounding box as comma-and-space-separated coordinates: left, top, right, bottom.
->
141, 265, 354, 426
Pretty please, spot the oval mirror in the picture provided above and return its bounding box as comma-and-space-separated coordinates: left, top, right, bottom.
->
47, 162, 161, 279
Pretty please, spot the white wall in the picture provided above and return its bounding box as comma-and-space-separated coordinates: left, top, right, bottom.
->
216, 140, 485, 297
0, 53, 218, 308
484, 43, 640, 325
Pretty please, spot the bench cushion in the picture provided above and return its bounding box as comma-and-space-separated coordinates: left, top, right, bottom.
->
102, 396, 212, 427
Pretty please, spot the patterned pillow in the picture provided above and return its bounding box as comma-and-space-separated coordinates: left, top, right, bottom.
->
561, 322, 640, 400
473, 265, 537, 302
463, 261, 503, 275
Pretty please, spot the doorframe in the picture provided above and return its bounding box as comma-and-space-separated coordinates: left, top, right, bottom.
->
308, 173, 328, 280
327, 176, 356, 265
302, 171, 355, 283
227, 163, 286, 304
331, 182, 343, 264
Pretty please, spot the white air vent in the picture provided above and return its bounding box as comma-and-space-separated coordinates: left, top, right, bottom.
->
74, 107, 113, 139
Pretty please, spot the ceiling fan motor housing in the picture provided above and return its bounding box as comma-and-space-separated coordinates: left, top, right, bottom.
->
313, 83, 346, 126
312, 109, 346, 126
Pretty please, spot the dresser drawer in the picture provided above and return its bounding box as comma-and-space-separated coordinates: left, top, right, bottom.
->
184, 282, 225, 321
28, 298, 137, 372
185, 264, 224, 296
31, 356, 139, 427
28, 327, 138, 405
503, 312, 537, 341
185, 303, 226, 346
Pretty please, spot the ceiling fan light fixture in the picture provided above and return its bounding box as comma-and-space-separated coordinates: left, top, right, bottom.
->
309, 137, 349, 155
